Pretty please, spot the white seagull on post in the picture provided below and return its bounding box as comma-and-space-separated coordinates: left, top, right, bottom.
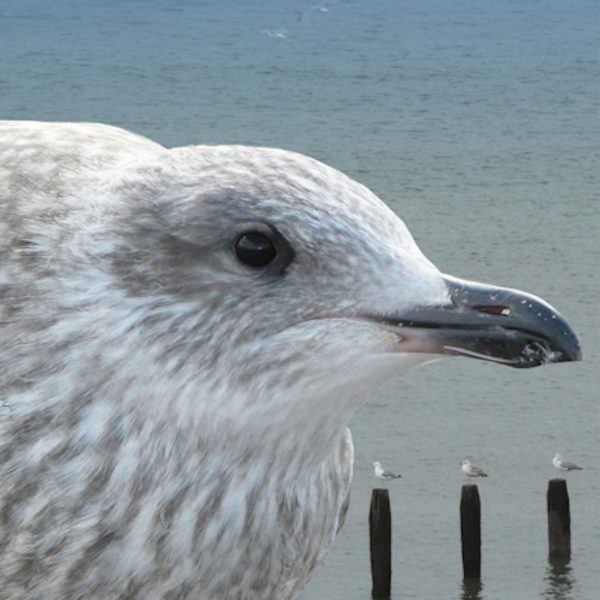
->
0, 121, 581, 599
553, 453, 582, 471
461, 459, 489, 478
373, 461, 402, 481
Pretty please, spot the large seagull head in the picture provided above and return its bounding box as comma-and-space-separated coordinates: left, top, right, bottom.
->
95, 143, 582, 456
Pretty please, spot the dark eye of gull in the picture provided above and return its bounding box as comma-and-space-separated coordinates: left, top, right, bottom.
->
235, 232, 277, 267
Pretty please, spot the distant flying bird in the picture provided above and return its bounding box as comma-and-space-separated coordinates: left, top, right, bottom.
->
297, 2, 332, 21
0, 121, 581, 599
461, 459, 488, 478
553, 453, 582, 471
373, 461, 402, 480
263, 28, 288, 39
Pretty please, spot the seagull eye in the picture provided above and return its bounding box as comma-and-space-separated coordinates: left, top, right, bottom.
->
235, 232, 276, 267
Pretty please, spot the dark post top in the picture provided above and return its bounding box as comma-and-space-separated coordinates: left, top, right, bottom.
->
369, 489, 392, 600
547, 478, 571, 560
460, 484, 481, 580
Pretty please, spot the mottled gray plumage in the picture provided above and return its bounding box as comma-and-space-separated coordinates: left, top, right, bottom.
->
0, 121, 580, 599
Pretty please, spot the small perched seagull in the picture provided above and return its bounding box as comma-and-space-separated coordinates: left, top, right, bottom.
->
0, 121, 581, 599
461, 459, 488, 478
373, 461, 402, 480
553, 453, 582, 471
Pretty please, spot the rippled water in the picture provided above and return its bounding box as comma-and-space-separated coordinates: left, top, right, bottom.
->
1, 1, 598, 598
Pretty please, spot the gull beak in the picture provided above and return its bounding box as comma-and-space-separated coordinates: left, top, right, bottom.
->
382, 275, 582, 368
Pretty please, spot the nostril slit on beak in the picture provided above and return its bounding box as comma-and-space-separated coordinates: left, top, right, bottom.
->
473, 305, 512, 316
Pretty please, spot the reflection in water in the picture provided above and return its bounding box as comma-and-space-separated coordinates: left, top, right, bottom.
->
460, 578, 483, 600
544, 558, 575, 600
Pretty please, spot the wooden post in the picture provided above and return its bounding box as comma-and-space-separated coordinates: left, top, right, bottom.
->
460, 484, 481, 580
547, 479, 570, 559
369, 489, 391, 599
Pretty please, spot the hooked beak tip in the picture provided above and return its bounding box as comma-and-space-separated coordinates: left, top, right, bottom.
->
374, 275, 582, 368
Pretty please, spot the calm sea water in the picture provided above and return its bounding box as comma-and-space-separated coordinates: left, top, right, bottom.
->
1, 1, 598, 598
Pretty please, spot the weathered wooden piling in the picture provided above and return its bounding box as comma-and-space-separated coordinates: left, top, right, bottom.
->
547, 479, 570, 559
369, 489, 391, 599
460, 484, 481, 580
